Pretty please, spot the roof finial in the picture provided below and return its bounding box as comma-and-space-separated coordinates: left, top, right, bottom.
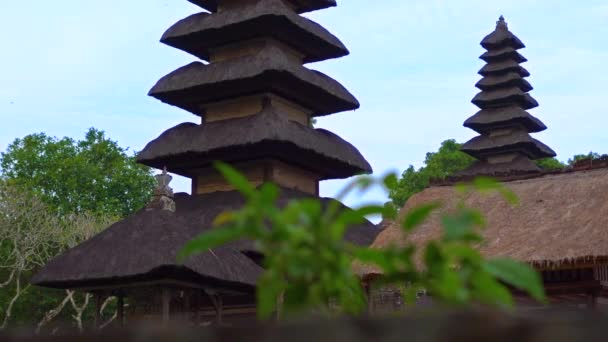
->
146, 166, 175, 212
496, 15, 508, 30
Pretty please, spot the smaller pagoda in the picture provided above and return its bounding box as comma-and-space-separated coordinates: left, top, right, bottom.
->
460, 16, 556, 176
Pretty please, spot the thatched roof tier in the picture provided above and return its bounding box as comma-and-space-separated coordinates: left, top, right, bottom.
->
480, 16, 525, 50
471, 88, 539, 110
33, 188, 379, 290
464, 107, 547, 134
148, 45, 359, 116
475, 73, 533, 92
188, 0, 336, 14
356, 167, 608, 277
162, 0, 347, 63
478, 60, 530, 77
137, 108, 372, 179
480, 47, 527, 63
461, 130, 556, 160
456, 155, 541, 176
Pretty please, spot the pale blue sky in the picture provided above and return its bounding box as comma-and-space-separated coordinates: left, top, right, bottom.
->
1, 0, 606, 208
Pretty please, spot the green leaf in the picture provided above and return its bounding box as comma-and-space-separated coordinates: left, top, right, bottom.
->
402, 202, 441, 232
472, 177, 518, 205
383, 172, 399, 191
441, 209, 485, 242
470, 270, 513, 307
177, 227, 244, 262
472, 176, 501, 192
214, 162, 255, 197
483, 258, 546, 303
338, 205, 386, 226
257, 272, 285, 320
213, 211, 235, 227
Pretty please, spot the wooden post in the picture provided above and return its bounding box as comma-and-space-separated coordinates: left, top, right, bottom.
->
183, 290, 191, 323
217, 295, 223, 325
162, 288, 171, 326
93, 293, 102, 330
589, 291, 598, 310
117, 294, 125, 327
365, 283, 374, 316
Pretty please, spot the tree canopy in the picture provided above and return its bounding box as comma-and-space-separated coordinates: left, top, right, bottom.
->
0, 128, 155, 217
389, 139, 600, 208
389, 140, 475, 207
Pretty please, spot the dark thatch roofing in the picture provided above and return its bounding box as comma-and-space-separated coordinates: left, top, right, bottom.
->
456, 155, 541, 177
461, 129, 556, 160
162, 0, 347, 63
188, 0, 336, 14
480, 47, 527, 63
464, 106, 547, 134
471, 88, 538, 110
356, 166, 608, 277
33, 187, 380, 290
475, 72, 533, 92
478, 60, 530, 77
148, 44, 359, 117
136, 108, 372, 180
480, 17, 525, 50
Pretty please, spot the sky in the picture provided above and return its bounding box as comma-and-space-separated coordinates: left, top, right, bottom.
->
0, 0, 607, 210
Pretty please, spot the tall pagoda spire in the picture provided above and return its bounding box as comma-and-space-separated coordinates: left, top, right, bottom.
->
32, 0, 378, 325
140, 0, 371, 194
460, 16, 556, 175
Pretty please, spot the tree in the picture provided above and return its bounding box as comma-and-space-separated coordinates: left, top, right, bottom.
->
0, 128, 155, 331
389, 140, 475, 207
535, 157, 566, 170
0, 181, 116, 331
0, 128, 156, 218
568, 152, 600, 165
389, 139, 602, 208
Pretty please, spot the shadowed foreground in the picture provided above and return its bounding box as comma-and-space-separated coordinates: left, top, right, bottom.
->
4, 309, 608, 342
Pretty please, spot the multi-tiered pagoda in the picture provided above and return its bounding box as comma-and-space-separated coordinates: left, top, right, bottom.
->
459, 16, 556, 176
33, 0, 378, 326
359, 17, 608, 311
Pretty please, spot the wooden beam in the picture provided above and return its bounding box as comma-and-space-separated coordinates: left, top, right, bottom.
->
93, 293, 102, 330
75, 278, 249, 295
162, 288, 171, 326
217, 295, 224, 325
117, 294, 125, 327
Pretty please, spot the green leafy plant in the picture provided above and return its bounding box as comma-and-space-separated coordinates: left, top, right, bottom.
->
179, 163, 546, 319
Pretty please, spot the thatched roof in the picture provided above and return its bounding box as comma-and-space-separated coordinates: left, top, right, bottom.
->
475, 73, 532, 92
148, 44, 359, 116
471, 88, 538, 109
34, 187, 379, 290
464, 106, 547, 134
462, 129, 556, 160
188, 0, 336, 14
478, 60, 530, 77
356, 167, 608, 277
136, 107, 372, 179
480, 47, 527, 63
480, 16, 525, 50
455, 156, 541, 177
162, 0, 347, 63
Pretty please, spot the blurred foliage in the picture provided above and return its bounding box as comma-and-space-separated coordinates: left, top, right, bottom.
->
180, 164, 546, 319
